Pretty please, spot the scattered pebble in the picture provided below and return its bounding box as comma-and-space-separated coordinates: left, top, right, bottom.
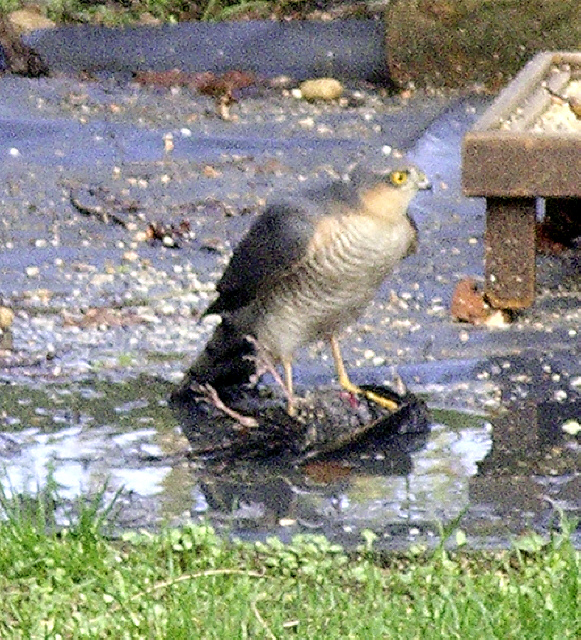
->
484, 310, 511, 328
123, 251, 139, 262
278, 518, 296, 527
203, 165, 221, 178
298, 78, 344, 101
163, 132, 174, 153
298, 117, 315, 129
0, 307, 14, 329
562, 420, 581, 436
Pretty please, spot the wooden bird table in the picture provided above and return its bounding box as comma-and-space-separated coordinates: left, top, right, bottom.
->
462, 51, 581, 309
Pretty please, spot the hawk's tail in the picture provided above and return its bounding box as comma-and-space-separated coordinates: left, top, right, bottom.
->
171, 317, 257, 401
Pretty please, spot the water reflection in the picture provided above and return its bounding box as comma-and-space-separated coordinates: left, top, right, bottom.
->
183, 409, 490, 548
188, 397, 579, 548
468, 398, 581, 537
192, 429, 429, 544
0, 378, 579, 548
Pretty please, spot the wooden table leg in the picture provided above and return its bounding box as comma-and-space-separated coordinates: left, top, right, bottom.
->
484, 197, 536, 309
543, 198, 581, 246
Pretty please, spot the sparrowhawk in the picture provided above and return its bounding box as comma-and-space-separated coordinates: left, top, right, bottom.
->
177, 155, 430, 416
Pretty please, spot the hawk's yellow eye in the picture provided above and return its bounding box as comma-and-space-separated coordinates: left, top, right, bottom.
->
390, 170, 409, 186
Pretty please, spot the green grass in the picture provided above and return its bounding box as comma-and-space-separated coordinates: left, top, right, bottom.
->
0, 0, 308, 26
0, 481, 579, 639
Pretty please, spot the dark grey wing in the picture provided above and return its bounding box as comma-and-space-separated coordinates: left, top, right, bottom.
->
204, 203, 316, 315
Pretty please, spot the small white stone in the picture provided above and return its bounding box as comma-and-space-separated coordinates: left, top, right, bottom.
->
0, 306, 14, 329
123, 251, 139, 262
299, 78, 343, 101
279, 518, 296, 527
298, 117, 315, 129
562, 420, 581, 436
163, 132, 174, 153
484, 310, 510, 328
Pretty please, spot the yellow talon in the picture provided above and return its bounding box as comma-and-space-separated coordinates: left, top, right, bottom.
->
361, 388, 399, 412
331, 335, 399, 412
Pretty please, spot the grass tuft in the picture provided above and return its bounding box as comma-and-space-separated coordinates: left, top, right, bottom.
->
0, 0, 287, 26
0, 480, 579, 638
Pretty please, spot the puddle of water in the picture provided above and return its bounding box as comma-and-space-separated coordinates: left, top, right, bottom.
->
0, 378, 179, 505
2, 378, 578, 548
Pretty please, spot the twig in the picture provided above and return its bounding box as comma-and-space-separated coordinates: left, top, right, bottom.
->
85, 568, 266, 628
69, 187, 128, 227
251, 595, 277, 640
130, 568, 265, 601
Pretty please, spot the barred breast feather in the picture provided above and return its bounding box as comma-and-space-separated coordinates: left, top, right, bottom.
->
254, 211, 417, 361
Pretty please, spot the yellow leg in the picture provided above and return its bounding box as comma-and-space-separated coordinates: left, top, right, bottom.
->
329, 335, 398, 412
283, 359, 296, 416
